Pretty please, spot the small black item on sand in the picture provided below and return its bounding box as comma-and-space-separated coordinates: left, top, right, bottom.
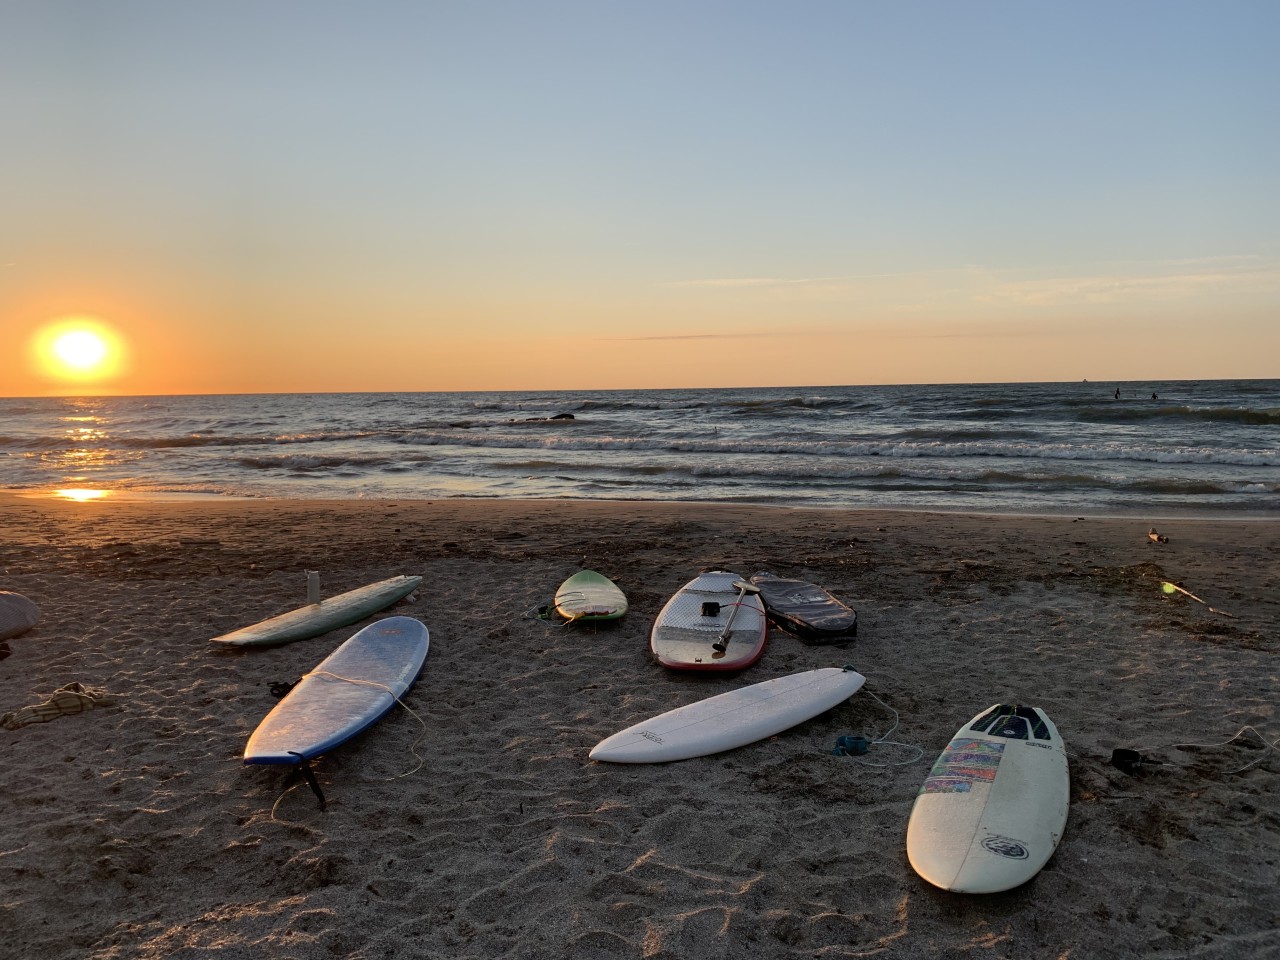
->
1110, 748, 1166, 774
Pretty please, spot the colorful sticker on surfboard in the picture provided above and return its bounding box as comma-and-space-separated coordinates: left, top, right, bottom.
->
919, 738, 1004, 794
921, 777, 973, 795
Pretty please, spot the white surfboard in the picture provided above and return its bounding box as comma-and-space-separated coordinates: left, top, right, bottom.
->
906, 704, 1070, 894
211, 575, 422, 647
650, 570, 767, 671
590, 666, 866, 763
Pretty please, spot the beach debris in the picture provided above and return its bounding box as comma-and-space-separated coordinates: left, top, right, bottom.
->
1161, 580, 1201, 602
1160, 580, 1237, 619
2, 682, 117, 730
1148, 528, 1169, 543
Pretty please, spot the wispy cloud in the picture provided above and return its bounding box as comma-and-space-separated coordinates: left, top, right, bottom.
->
977, 264, 1280, 307
1110, 253, 1266, 270
664, 267, 987, 289
662, 276, 851, 288
658, 257, 1280, 311
892, 326, 1036, 339
605, 331, 769, 341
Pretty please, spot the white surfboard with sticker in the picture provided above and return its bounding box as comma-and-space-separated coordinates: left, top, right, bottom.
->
906, 704, 1069, 894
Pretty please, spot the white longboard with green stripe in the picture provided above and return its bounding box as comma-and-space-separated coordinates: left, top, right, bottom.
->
211, 575, 422, 647
554, 570, 627, 622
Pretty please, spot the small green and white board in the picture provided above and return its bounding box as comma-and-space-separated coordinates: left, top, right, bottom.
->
555, 570, 627, 622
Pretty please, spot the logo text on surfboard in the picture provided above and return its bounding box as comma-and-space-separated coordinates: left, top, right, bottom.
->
981, 835, 1030, 860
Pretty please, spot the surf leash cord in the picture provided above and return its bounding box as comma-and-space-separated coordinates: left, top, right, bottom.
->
833, 686, 925, 768
269, 670, 429, 820
1114, 725, 1279, 777
521, 599, 581, 627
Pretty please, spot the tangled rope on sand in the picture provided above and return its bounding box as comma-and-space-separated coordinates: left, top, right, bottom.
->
1, 682, 117, 730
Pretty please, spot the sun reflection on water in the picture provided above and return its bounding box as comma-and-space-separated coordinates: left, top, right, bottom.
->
53, 488, 112, 502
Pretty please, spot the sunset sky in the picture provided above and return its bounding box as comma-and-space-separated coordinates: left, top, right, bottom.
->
2, 1, 1277, 396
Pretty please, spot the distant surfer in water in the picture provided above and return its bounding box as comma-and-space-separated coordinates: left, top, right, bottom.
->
1114, 388, 1120, 400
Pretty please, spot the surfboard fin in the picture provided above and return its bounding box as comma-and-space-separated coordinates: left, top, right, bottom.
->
300, 762, 327, 810
289, 752, 328, 809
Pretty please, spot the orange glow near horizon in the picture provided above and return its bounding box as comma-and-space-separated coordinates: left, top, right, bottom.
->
52, 488, 112, 502
31, 317, 127, 385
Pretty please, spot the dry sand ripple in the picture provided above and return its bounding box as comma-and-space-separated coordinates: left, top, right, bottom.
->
0, 494, 1276, 958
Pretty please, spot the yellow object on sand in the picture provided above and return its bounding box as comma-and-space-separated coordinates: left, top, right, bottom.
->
1159, 581, 1237, 619
1, 682, 116, 730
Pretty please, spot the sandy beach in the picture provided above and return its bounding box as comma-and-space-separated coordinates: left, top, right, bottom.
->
1, 492, 1276, 959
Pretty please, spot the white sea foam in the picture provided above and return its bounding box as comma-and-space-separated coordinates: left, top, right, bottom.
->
1, 380, 1276, 514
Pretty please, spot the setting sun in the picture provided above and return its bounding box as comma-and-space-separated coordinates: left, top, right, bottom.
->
53, 330, 108, 370
31, 317, 126, 384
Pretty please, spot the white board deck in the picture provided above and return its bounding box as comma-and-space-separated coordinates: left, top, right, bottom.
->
211, 574, 422, 647
650, 571, 767, 671
906, 704, 1070, 894
555, 570, 627, 621
245, 616, 429, 765
590, 666, 866, 763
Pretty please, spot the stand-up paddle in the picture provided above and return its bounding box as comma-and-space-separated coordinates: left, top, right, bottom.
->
712, 580, 761, 653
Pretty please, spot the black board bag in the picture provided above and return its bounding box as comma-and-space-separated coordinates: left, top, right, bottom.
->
749, 572, 857, 645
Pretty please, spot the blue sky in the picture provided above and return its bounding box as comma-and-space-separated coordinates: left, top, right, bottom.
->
3, 1, 1277, 393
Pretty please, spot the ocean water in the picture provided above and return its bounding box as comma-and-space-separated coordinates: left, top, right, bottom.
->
1, 380, 1277, 516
